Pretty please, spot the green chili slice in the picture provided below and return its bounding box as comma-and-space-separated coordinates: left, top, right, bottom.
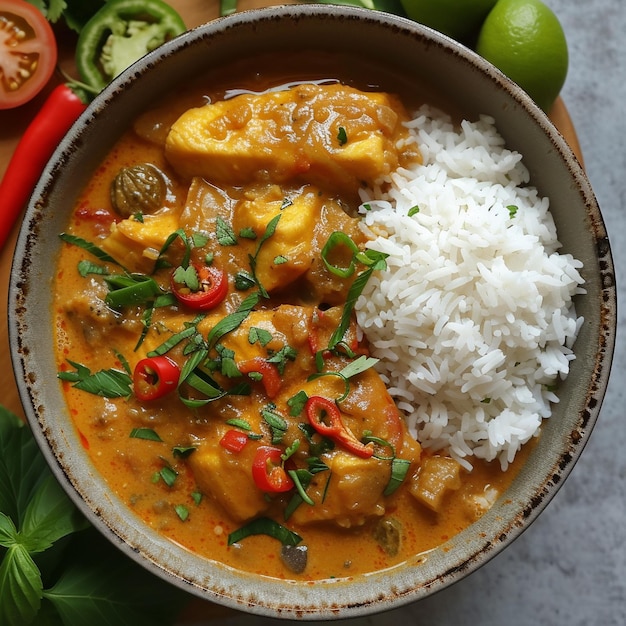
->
75, 0, 187, 92
321, 231, 360, 278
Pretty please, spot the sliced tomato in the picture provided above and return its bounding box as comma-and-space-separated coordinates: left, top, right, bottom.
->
0, 0, 57, 109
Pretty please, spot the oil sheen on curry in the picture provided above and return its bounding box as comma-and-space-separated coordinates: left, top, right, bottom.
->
54, 72, 529, 581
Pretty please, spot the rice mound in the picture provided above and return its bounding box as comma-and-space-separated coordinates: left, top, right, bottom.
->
355, 105, 585, 471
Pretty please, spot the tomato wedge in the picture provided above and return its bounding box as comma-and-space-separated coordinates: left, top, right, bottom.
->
0, 0, 58, 109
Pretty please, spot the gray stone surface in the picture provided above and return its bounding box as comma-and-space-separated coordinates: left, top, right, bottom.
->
221, 1, 626, 623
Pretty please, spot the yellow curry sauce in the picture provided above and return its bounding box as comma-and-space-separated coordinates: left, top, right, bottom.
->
54, 67, 531, 581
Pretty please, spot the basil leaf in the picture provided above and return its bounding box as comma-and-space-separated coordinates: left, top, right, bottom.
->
206, 291, 260, 349
0, 543, 42, 625
228, 517, 302, 547
0, 512, 18, 548
59, 233, 123, 267
384, 458, 412, 496
21, 475, 88, 554
58, 361, 132, 398
42, 527, 186, 626
129, 428, 163, 442
338, 355, 379, 379
0, 409, 48, 527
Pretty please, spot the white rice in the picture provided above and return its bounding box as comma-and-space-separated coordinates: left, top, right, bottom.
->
355, 105, 585, 471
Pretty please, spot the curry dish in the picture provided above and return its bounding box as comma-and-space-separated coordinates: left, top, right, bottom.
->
54, 68, 530, 580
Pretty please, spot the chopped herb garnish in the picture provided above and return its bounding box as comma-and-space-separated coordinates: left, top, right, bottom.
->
383, 458, 411, 496
129, 427, 163, 442
273, 255, 288, 265
408, 205, 420, 217
248, 326, 273, 347
337, 126, 348, 145
77, 259, 107, 277
338, 355, 380, 379
266, 345, 297, 374
59, 233, 123, 268
174, 504, 189, 521
225, 418, 252, 430
261, 405, 289, 444
216, 216, 238, 245
172, 445, 197, 458
58, 360, 132, 398
158, 465, 178, 488
287, 390, 309, 416
507, 204, 518, 218
239, 227, 257, 239
228, 517, 302, 546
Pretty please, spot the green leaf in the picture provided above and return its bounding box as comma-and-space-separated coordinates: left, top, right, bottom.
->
228, 517, 302, 547
0, 409, 49, 528
206, 291, 260, 350
58, 360, 132, 398
129, 428, 162, 442
248, 327, 273, 347
42, 528, 186, 626
383, 458, 412, 496
59, 233, 123, 268
338, 355, 380, 379
0, 513, 18, 548
216, 216, 238, 245
21, 476, 89, 554
0, 543, 43, 626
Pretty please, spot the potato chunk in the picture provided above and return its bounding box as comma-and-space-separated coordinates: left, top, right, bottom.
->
165, 83, 418, 197
409, 456, 462, 513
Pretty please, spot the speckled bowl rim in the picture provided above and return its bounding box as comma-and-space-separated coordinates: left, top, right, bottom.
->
9, 4, 616, 620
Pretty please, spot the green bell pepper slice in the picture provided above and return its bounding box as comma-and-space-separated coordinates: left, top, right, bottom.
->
76, 0, 187, 92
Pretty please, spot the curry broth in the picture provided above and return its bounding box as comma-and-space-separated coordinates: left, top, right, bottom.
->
54, 53, 532, 581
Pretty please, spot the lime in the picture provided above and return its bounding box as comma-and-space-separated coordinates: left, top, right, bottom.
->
400, 0, 498, 42
476, 0, 568, 111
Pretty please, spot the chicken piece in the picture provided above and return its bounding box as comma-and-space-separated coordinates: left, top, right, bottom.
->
409, 456, 462, 513
188, 437, 269, 522
100, 212, 180, 273
290, 452, 390, 528
164, 83, 418, 198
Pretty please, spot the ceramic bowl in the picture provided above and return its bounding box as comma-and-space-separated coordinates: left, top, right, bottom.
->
9, 4, 616, 619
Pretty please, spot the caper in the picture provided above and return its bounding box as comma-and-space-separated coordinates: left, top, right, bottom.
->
373, 517, 402, 556
110, 163, 167, 217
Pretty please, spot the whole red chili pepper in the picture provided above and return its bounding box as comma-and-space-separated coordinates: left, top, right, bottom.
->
0, 84, 87, 249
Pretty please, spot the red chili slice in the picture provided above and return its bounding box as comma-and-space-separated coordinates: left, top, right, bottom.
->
237, 357, 282, 399
133, 355, 180, 401
305, 395, 374, 459
171, 263, 228, 311
219, 429, 249, 453
252, 446, 294, 493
